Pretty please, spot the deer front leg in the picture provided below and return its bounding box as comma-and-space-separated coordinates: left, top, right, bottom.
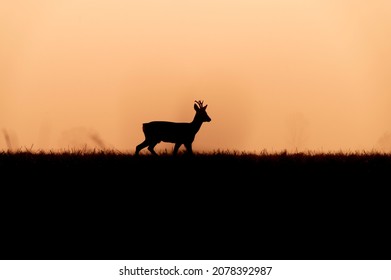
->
173, 143, 182, 155
184, 143, 193, 155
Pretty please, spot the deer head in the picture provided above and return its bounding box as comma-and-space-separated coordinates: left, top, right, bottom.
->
194, 100, 211, 122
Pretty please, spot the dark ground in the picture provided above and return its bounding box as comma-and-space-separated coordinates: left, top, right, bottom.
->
1, 150, 390, 260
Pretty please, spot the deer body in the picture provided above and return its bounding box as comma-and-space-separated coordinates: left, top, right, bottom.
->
135, 101, 211, 155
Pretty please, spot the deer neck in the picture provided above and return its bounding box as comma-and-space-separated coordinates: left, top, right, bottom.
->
191, 116, 203, 133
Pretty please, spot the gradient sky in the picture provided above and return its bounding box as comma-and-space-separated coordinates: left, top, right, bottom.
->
1, 0, 391, 153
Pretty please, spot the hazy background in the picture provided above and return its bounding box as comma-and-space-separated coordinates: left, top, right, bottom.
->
1, 0, 391, 153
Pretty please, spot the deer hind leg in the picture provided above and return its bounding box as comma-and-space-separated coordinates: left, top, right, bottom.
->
135, 140, 150, 155
147, 141, 159, 156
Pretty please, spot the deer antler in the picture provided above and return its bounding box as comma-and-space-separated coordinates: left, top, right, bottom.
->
195, 100, 204, 108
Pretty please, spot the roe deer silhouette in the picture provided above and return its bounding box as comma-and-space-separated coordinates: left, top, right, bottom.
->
135, 100, 211, 156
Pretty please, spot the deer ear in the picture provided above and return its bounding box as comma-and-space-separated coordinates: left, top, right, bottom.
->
194, 104, 199, 111
204, 105, 207, 109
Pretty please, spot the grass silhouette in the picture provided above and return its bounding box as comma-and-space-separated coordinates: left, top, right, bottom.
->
2, 148, 390, 260
1, 148, 390, 187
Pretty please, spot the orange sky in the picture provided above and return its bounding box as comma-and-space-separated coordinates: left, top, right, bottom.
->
1, 0, 391, 153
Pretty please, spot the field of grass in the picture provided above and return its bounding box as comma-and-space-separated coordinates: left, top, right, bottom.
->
1, 149, 390, 186
1, 149, 390, 260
